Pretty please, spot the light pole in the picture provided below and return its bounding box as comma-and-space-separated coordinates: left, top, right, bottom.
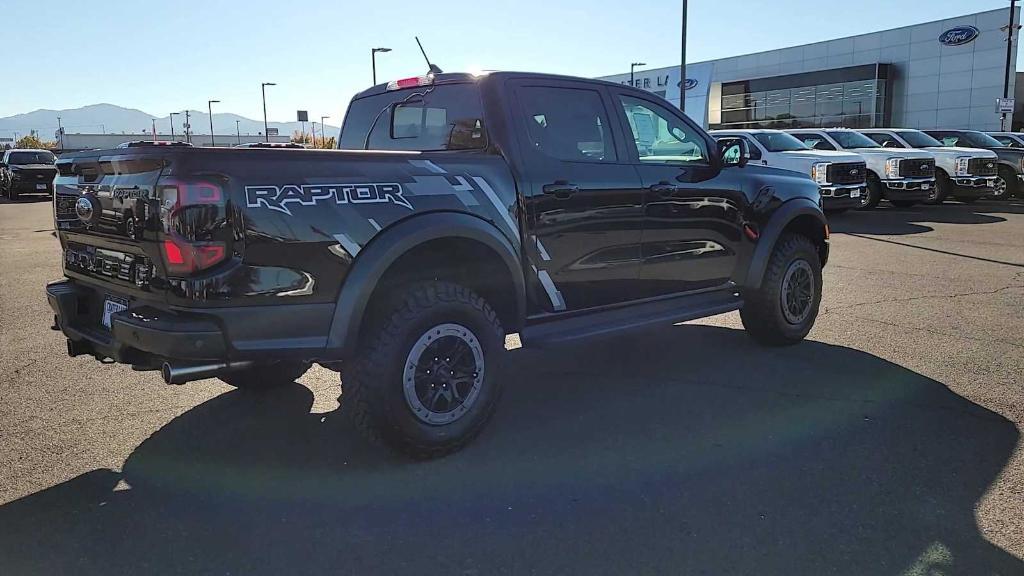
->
56, 116, 64, 152
1002, 0, 1020, 130
630, 62, 646, 87
320, 115, 330, 148
169, 112, 178, 141
207, 100, 220, 147
236, 120, 241, 145
183, 110, 191, 144
261, 82, 276, 142
371, 47, 392, 84
680, 0, 688, 113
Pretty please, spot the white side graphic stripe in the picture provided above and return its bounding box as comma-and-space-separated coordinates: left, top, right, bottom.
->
471, 176, 520, 239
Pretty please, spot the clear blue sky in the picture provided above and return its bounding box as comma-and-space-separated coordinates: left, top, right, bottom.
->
3, 0, 1018, 121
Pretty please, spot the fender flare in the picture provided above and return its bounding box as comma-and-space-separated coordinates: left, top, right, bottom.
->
743, 198, 827, 291
325, 211, 526, 358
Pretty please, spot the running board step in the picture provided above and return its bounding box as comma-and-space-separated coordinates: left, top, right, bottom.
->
521, 289, 742, 347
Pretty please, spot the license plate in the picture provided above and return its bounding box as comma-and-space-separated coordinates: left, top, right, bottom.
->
849, 189, 861, 198
101, 297, 128, 329
922, 183, 931, 190
36, 183, 47, 190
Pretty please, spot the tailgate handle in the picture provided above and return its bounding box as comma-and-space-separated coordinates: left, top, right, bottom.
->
649, 181, 678, 196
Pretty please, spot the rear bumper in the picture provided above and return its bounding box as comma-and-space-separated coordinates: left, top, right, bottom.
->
47, 279, 334, 365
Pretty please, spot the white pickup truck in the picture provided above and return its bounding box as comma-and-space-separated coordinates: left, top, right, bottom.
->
710, 129, 865, 213
788, 128, 936, 209
860, 129, 998, 204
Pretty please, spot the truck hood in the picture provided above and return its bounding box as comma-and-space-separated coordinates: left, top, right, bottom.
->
922, 146, 997, 158
10, 163, 58, 171
846, 147, 933, 159
778, 150, 862, 162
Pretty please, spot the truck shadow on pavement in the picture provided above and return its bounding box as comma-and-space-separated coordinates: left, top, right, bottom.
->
827, 201, 1017, 236
0, 326, 1020, 575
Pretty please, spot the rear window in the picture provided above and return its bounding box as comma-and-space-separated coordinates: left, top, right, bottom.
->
339, 83, 486, 151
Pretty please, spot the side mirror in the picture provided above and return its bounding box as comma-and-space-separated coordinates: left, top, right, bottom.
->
717, 137, 748, 168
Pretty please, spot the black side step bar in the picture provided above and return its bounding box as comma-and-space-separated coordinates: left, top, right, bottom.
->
521, 289, 742, 347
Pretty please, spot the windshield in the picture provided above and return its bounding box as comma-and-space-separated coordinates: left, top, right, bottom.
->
964, 131, 1006, 148
899, 131, 943, 148
6, 151, 56, 164
825, 131, 880, 149
753, 132, 808, 152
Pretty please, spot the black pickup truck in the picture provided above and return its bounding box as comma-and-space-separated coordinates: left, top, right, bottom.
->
1, 148, 57, 200
48, 72, 829, 457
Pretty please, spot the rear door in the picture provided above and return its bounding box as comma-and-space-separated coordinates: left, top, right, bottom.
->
610, 89, 746, 297
509, 79, 645, 312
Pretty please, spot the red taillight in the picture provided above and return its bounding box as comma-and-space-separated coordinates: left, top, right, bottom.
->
162, 237, 226, 275
158, 178, 229, 276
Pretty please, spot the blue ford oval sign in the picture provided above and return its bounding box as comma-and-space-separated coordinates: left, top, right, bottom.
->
683, 78, 699, 91
939, 25, 979, 46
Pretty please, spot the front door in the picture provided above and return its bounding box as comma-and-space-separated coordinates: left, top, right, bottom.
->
511, 80, 645, 313
611, 91, 746, 297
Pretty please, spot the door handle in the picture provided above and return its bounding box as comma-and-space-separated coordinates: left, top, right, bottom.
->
649, 182, 678, 196
542, 181, 579, 199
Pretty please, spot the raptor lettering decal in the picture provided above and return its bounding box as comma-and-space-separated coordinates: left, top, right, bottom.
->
245, 183, 412, 215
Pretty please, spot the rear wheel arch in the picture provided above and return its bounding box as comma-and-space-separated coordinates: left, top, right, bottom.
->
326, 212, 525, 359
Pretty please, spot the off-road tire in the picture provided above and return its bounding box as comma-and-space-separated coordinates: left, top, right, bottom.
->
740, 233, 822, 346
343, 280, 505, 459
218, 361, 310, 390
859, 176, 883, 210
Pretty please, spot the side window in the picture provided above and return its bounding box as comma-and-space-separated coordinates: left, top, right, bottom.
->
864, 133, 904, 148
619, 95, 709, 164
517, 86, 615, 162
994, 135, 1017, 147
926, 132, 958, 146
743, 137, 762, 160
796, 134, 835, 151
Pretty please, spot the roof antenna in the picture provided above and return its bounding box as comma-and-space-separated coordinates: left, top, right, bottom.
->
415, 36, 443, 74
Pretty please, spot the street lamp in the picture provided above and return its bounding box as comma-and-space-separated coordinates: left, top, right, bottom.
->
261, 82, 276, 142
630, 62, 646, 87
236, 120, 241, 145
371, 47, 391, 84
169, 112, 179, 141
56, 116, 64, 152
208, 100, 220, 147
320, 115, 330, 148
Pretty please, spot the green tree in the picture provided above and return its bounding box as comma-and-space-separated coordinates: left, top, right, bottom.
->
14, 134, 56, 150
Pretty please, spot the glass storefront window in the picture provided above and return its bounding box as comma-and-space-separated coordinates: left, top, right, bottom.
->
714, 67, 888, 131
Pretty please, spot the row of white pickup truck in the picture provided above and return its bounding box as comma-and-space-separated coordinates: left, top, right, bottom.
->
709, 127, 1006, 212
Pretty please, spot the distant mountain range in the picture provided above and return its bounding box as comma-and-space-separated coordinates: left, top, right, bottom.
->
0, 103, 340, 140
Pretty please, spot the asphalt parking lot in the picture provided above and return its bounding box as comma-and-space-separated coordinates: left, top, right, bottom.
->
1, 195, 1022, 575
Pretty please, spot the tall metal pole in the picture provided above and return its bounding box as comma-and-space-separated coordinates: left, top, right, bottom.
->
236, 120, 241, 145
321, 115, 330, 148
680, 0, 687, 113
630, 62, 646, 87
184, 110, 191, 143
372, 48, 377, 85
208, 100, 220, 147
1002, 0, 1018, 131
56, 116, 64, 151
169, 112, 178, 142
261, 82, 275, 142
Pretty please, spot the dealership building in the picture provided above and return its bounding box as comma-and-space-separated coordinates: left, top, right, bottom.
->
599, 7, 1019, 132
